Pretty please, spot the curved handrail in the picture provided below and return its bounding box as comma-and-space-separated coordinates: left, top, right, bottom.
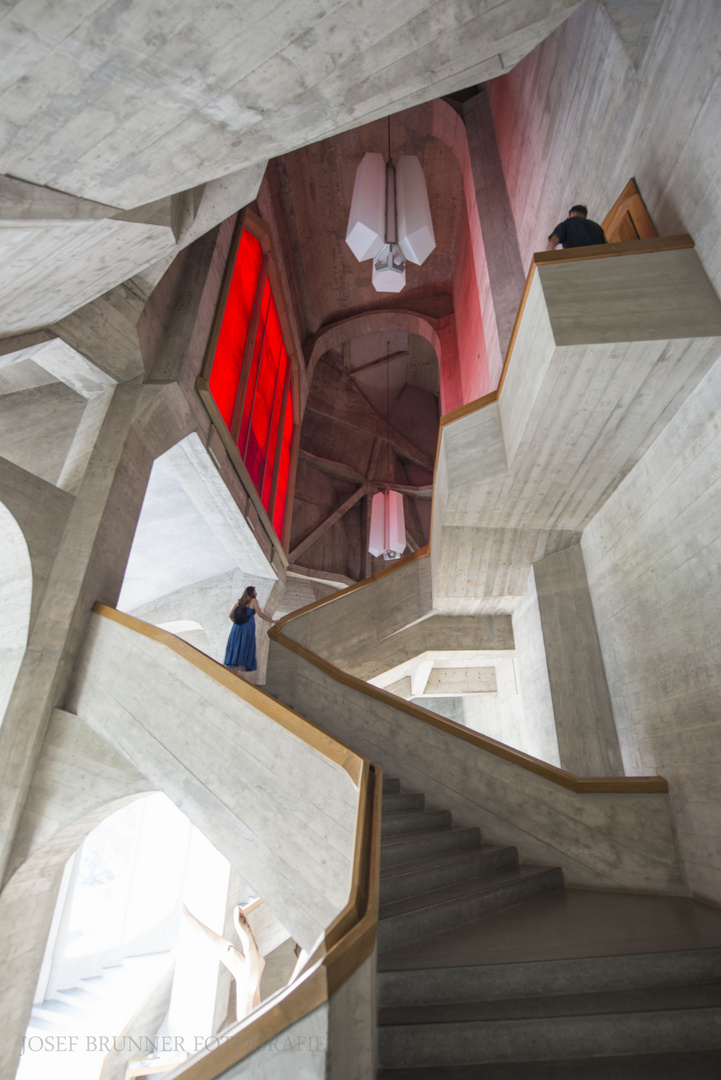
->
439, 234, 695, 429
92, 603, 362, 783
270, 551, 668, 796
89, 604, 382, 1080
162, 760, 381, 1080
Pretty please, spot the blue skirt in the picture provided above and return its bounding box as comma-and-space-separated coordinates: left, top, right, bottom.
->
224, 612, 257, 671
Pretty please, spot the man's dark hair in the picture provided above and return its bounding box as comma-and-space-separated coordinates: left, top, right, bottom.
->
569, 204, 588, 216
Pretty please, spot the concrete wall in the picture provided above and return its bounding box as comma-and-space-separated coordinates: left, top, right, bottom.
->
452, 199, 489, 403
582, 354, 721, 906
490, 1, 721, 294
267, 638, 684, 895
489, 0, 721, 905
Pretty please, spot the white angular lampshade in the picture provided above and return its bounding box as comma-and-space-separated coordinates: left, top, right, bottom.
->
345, 152, 386, 262
396, 155, 436, 265
368, 491, 386, 557
372, 243, 406, 293
369, 490, 406, 559
385, 489, 406, 557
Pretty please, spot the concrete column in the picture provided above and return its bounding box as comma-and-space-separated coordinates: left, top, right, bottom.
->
0, 381, 195, 887
533, 545, 623, 776
463, 90, 525, 377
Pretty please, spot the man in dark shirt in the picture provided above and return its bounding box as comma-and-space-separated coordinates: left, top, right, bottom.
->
547, 205, 606, 250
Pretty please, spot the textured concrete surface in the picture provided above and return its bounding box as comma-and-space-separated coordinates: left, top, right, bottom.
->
69, 613, 359, 950
2, 1, 721, 1075
267, 640, 684, 896
582, 354, 721, 906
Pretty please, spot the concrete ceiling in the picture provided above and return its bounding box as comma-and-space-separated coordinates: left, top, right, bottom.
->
0, 1, 583, 209
0, 1, 583, 338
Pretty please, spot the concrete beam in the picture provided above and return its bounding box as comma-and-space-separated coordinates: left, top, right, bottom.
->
533, 545, 622, 776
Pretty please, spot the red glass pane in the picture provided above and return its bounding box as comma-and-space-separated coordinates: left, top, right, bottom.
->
272, 385, 294, 538
261, 345, 288, 510
208, 229, 263, 428
244, 292, 281, 492
238, 277, 271, 458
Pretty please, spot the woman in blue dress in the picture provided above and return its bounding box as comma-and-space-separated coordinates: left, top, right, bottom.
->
224, 586, 275, 675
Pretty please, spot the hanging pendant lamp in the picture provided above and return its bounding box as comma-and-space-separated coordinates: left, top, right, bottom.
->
345, 120, 435, 293
368, 340, 407, 561
368, 489, 406, 560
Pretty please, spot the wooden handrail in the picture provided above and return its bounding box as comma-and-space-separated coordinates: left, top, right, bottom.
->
162, 761, 381, 1080
92, 602, 361, 782
439, 234, 695, 429
89, 603, 382, 1080
270, 595, 667, 793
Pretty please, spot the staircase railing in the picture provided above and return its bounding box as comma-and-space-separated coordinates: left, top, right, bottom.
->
269, 551, 666, 795
84, 605, 382, 1080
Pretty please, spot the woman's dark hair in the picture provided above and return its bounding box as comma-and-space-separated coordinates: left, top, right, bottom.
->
232, 586, 256, 624
238, 586, 257, 607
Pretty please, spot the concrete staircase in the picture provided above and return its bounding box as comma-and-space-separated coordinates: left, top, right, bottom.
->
18, 954, 171, 1080
378, 778, 563, 956
376, 779, 721, 1078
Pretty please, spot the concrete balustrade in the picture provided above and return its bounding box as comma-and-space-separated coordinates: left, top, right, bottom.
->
268, 568, 685, 897
67, 607, 363, 953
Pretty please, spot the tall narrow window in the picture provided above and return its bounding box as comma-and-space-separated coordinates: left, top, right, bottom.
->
206, 221, 295, 543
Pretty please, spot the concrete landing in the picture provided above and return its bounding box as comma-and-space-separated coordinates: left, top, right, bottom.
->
379, 888, 721, 969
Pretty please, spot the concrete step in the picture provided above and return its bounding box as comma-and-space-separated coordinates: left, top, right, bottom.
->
381, 808, 452, 838
378, 945, 721, 1007
51, 985, 107, 1015
383, 777, 401, 795
378, 982, 721, 1067
376, 1048, 721, 1079
381, 826, 483, 870
378, 865, 564, 954
380, 845, 519, 907
382, 792, 425, 814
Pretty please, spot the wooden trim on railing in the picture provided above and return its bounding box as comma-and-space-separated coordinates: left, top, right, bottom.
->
438, 234, 695, 431
161, 763, 382, 1080
274, 545, 429, 629
268, 566, 668, 795
91, 603, 361, 785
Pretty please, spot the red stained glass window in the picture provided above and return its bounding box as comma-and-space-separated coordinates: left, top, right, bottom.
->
208, 229, 263, 429
273, 383, 294, 539
208, 225, 295, 543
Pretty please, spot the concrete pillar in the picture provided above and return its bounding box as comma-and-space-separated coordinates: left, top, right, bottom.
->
463, 90, 525, 377
0, 381, 195, 888
533, 545, 623, 776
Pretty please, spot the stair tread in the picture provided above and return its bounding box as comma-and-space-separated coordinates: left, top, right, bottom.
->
379, 865, 560, 921
382, 825, 480, 850
378, 979, 721, 1026
376, 1048, 721, 1079
380, 844, 516, 881
383, 808, 448, 822
382, 809, 452, 834
383, 793, 425, 809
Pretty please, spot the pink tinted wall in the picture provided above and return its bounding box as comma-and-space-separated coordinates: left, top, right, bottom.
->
452, 201, 491, 406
